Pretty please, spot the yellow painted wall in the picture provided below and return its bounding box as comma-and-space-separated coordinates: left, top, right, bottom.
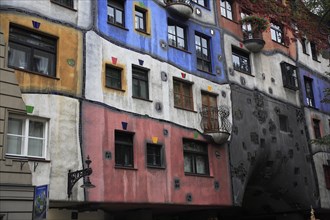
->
0, 13, 83, 96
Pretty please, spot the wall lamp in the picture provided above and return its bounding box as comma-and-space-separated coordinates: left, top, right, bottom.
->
68, 155, 95, 198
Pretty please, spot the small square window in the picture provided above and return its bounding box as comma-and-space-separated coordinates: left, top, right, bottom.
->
132, 65, 149, 100
279, 114, 288, 132
220, 0, 233, 20
105, 65, 122, 90
107, 0, 125, 27
173, 78, 193, 111
51, 0, 74, 8
183, 139, 209, 175
147, 143, 163, 167
232, 47, 251, 74
135, 7, 147, 32
271, 22, 284, 44
280, 62, 298, 90
115, 131, 134, 167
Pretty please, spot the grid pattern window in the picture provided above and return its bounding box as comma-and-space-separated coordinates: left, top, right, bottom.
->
115, 131, 134, 167
106, 65, 122, 90
6, 115, 48, 158
220, 0, 233, 20
270, 23, 284, 44
279, 114, 288, 132
241, 12, 252, 39
201, 92, 219, 132
313, 119, 321, 139
195, 33, 211, 73
183, 140, 209, 175
192, 0, 207, 7
323, 165, 330, 189
135, 7, 147, 32
304, 77, 315, 107
173, 79, 193, 111
132, 66, 149, 99
310, 42, 318, 61
51, 0, 74, 8
147, 143, 163, 167
232, 47, 251, 74
8, 25, 57, 77
107, 0, 125, 27
168, 22, 186, 50
280, 62, 298, 90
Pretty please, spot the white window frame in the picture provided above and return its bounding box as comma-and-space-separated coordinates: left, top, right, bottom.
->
6, 115, 48, 158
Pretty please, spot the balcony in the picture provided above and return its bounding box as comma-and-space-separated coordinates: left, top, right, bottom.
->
200, 106, 231, 145
164, 0, 193, 19
243, 31, 265, 53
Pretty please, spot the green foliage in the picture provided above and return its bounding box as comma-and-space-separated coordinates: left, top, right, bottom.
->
240, 15, 269, 33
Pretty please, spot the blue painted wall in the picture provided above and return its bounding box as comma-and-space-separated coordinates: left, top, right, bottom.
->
299, 68, 330, 113
97, 0, 226, 84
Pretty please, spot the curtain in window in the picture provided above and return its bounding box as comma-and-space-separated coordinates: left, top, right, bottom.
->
28, 121, 44, 157
35, 55, 49, 75
7, 118, 23, 155
8, 47, 28, 69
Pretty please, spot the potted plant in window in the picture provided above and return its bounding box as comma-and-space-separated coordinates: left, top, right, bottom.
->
240, 15, 269, 52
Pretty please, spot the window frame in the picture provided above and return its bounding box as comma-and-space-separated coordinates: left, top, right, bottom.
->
310, 42, 318, 61
280, 62, 298, 90
183, 139, 209, 176
51, 0, 74, 9
173, 78, 194, 111
220, 0, 233, 20
312, 119, 321, 139
195, 33, 212, 73
270, 22, 284, 45
115, 130, 134, 168
201, 91, 219, 132
279, 114, 289, 132
191, 0, 208, 7
132, 65, 149, 100
146, 143, 164, 168
232, 47, 251, 74
304, 76, 315, 108
323, 165, 330, 190
301, 38, 308, 55
107, 0, 125, 27
6, 114, 48, 159
168, 21, 187, 51
8, 24, 57, 77
105, 64, 123, 90
134, 6, 147, 33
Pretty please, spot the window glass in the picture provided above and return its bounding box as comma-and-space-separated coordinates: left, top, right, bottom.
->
270, 23, 284, 44
280, 62, 298, 90
132, 66, 149, 99
173, 79, 193, 110
192, 0, 207, 7
279, 114, 288, 132
52, 0, 74, 8
195, 33, 211, 72
183, 140, 209, 175
220, 0, 233, 20
232, 47, 250, 74
304, 77, 315, 107
147, 144, 162, 167
115, 131, 134, 167
135, 8, 146, 32
201, 92, 219, 132
168, 22, 186, 50
107, 0, 125, 26
106, 65, 122, 89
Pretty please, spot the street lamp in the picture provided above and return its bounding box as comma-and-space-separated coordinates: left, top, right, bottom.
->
67, 155, 95, 198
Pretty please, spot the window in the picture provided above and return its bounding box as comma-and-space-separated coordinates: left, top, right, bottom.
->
241, 12, 252, 39
304, 76, 315, 107
6, 115, 48, 158
105, 65, 122, 90
135, 7, 147, 32
323, 165, 330, 189
168, 22, 187, 50
173, 78, 193, 110
220, 0, 233, 20
201, 92, 219, 132
147, 143, 163, 167
183, 140, 209, 175
311, 42, 318, 61
270, 22, 284, 44
8, 25, 57, 77
192, 0, 207, 7
195, 33, 211, 72
280, 62, 298, 90
232, 47, 251, 74
51, 0, 74, 8
313, 119, 321, 139
302, 38, 308, 54
115, 131, 134, 167
107, 0, 125, 27
132, 66, 149, 99
279, 114, 288, 132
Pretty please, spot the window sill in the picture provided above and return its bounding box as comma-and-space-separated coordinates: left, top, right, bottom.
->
185, 173, 213, 178
114, 166, 138, 171
306, 105, 319, 110
50, 1, 76, 11
147, 165, 166, 170
303, 52, 310, 56
283, 85, 299, 91
5, 155, 50, 163
105, 86, 126, 92
197, 68, 216, 75
271, 40, 289, 48
132, 96, 153, 102
11, 67, 59, 80
312, 59, 321, 63
135, 29, 150, 36
174, 106, 197, 113
221, 16, 236, 23
233, 69, 254, 77
168, 45, 191, 54
107, 22, 129, 31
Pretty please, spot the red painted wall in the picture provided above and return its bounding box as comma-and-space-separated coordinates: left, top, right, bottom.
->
82, 101, 232, 206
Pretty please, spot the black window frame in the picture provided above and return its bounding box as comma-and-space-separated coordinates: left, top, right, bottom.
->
270, 22, 284, 44
51, 0, 74, 9
220, 0, 233, 20
280, 62, 298, 90
183, 139, 209, 175
313, 119, 321, 139
168, 21, 187, 51
8, 24, 57, 77
191, 0, 208, 7
134, 6, 147, 33
304, 76, 315, 108
115, 130, 134, 168
195, 33, 212, 73
173, 78, 194, 111
323, 165, 330, 189
132, 65, 149, 100
105, 64, 122, 90
301, 38, 308, 54
146, 143, 163, 168
232, 47, 251, 74
279, 114, 289, 132
310, 42, 318, 61
107, 0, 125, 27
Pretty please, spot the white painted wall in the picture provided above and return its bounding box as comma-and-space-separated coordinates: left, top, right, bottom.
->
23, 94, 84, 201
0, 0, 93, 29
85, 31, 232, 132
